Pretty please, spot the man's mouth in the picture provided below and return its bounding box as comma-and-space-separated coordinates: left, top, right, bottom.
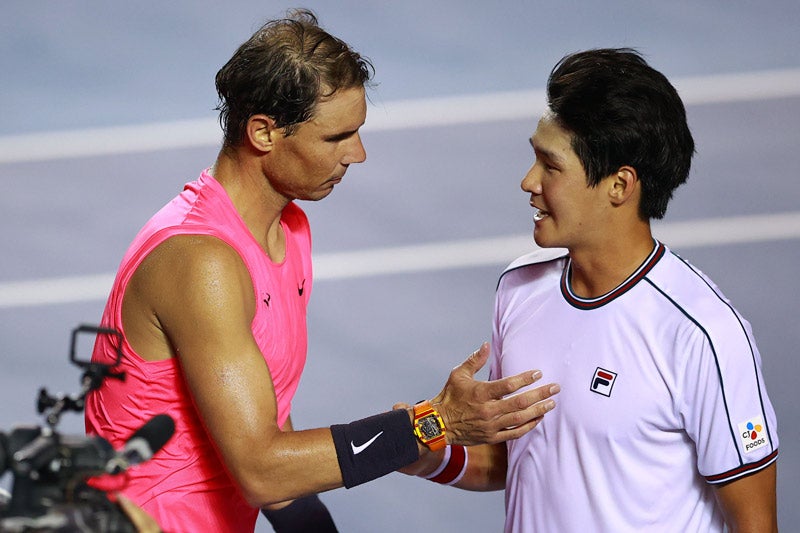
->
533, 208, 549, 222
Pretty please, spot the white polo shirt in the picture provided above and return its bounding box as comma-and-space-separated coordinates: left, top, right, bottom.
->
491, 242, 778, 532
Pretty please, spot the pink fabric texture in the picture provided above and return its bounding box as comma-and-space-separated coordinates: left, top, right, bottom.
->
85, 171, 312, 532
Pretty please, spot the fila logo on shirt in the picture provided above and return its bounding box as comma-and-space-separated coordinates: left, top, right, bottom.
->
738, 416, 770, 454
590, 367, 617, 397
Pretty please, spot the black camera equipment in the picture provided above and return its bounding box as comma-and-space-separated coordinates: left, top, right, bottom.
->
0, 325, 174, 532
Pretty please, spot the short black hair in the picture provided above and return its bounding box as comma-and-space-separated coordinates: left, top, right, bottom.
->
547, 48, 695, 219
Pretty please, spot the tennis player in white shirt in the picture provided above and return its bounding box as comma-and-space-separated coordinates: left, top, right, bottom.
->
404, 48, 778, 532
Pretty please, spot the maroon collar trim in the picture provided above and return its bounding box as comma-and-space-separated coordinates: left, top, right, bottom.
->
561, 240, 665, 310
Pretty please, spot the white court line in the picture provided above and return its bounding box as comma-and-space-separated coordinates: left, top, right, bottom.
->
1, 212, 798, 308
1, 68, 799, 164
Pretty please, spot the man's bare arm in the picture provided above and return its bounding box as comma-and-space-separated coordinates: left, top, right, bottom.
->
131, 235, 557, 506
714, 462, 777, 532
402, 442, 509, 492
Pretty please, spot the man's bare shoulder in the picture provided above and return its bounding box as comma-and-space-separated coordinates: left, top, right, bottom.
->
124, 233, 254, 359
138, 233, 249, 285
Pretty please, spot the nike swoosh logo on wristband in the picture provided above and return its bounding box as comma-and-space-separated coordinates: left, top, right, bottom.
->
351, 431, 384, 455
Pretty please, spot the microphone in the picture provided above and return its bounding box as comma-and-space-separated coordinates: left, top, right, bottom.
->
106, 414, 175, 474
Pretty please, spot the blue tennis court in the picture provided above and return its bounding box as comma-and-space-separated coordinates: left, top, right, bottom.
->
2, 2, 799, 530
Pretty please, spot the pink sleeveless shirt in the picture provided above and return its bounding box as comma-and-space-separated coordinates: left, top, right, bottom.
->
85, 170, 312, 532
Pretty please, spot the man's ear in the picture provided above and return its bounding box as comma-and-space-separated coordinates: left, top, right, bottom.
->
246, 114, 281, 153
609, 165, 639, 206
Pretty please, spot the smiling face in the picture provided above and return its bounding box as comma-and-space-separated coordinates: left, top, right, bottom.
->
264, 86, 368, 202
520, 111, 612, 251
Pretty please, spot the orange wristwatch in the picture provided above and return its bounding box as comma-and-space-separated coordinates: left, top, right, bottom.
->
413, 401, 447, 451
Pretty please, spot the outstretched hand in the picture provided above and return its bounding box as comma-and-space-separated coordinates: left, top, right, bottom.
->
431, 342, 558, 446
117, 493, 162, 533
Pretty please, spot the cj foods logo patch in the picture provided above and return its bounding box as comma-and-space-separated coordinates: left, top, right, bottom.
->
738, 416, 769, 454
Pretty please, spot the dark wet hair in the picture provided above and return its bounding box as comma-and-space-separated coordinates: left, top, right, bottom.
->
215, 9, 374, 147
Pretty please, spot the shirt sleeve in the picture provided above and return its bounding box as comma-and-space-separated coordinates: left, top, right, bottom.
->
678, 311, 779, 484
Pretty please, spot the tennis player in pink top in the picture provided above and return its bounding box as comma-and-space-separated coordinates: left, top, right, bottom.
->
404, 49, 778, 532
84, 9, 559, 533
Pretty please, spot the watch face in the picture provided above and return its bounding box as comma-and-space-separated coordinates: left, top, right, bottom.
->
419, 415, 442, 439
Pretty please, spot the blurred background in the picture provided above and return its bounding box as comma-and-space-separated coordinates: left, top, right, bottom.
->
2, 1, 798, 530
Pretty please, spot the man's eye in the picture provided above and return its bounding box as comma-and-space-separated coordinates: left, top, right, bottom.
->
327, 131, 355, 142
537, 159, 557, 172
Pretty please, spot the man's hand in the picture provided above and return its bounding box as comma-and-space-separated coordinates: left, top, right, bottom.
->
117, 494, 162, 533
431, 343, 558, 446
